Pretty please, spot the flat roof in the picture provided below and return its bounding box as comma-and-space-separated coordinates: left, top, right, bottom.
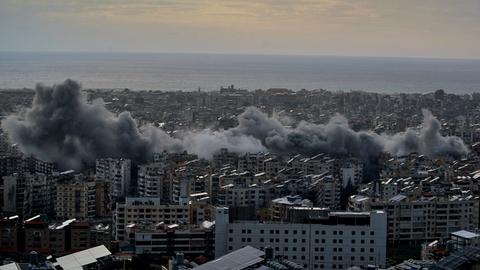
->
451, 230, 480, 239
56, 245, 111, 270
193, 246, 264, 270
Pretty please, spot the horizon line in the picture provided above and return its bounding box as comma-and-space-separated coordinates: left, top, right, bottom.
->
1, 50, 480, 62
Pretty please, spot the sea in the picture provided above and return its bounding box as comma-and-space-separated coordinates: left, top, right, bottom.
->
1, 52, 480, 93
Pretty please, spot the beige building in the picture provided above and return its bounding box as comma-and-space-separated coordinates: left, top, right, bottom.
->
55, 177, 96, 220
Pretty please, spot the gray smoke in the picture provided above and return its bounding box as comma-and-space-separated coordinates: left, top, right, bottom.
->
226, 107, 468, 161
1, 80, 182, 169
2, 80, 468, 170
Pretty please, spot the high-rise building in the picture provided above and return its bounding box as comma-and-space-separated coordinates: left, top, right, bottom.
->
55, 176, 96, 220
96, 158, 131, 200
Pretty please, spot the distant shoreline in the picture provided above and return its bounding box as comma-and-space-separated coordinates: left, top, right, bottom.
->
1, 52, 480, 93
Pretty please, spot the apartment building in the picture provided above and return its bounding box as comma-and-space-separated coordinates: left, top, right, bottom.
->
114, 197, 214, 242
138, 162, 167, 198
215, 207, 388, 269
352, 194, 479, 245
125, 222, 215, 260
96, 158, 131, 200
55, 177, 96, 220
218, 184, 267, 210
312, 175, 342, 210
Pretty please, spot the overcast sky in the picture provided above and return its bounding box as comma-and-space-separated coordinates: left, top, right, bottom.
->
1, 0, 479, 58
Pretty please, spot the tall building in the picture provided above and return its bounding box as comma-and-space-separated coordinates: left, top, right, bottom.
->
55, 176, 96, 220
29, 173, 57, 216
138, 162, 166, 198
215, 207, 388, 269
96, 158, 131, 200
312, 175, 342, 210
2, 173, 31, 217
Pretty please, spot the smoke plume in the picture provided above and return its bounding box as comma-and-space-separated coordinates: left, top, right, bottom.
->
2, 80, 468, 170
2, 80, 181, 169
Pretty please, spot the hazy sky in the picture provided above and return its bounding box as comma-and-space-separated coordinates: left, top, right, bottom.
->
1, 0, 479, 58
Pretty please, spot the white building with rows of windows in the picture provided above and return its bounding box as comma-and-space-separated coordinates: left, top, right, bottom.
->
215, 207, 387, 269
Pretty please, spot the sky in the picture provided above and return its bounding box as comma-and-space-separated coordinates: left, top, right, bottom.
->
1, 0, 480, 59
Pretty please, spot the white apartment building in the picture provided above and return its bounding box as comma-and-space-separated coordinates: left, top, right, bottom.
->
215, 207, 387, 269
288, 154, 335, 175
96, 158, 131, 199
312, 175, 342, 210
218, 184, 267, 210
138, 162, 166, 198
380, 178, 398, 200
356, 194, 479, 244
